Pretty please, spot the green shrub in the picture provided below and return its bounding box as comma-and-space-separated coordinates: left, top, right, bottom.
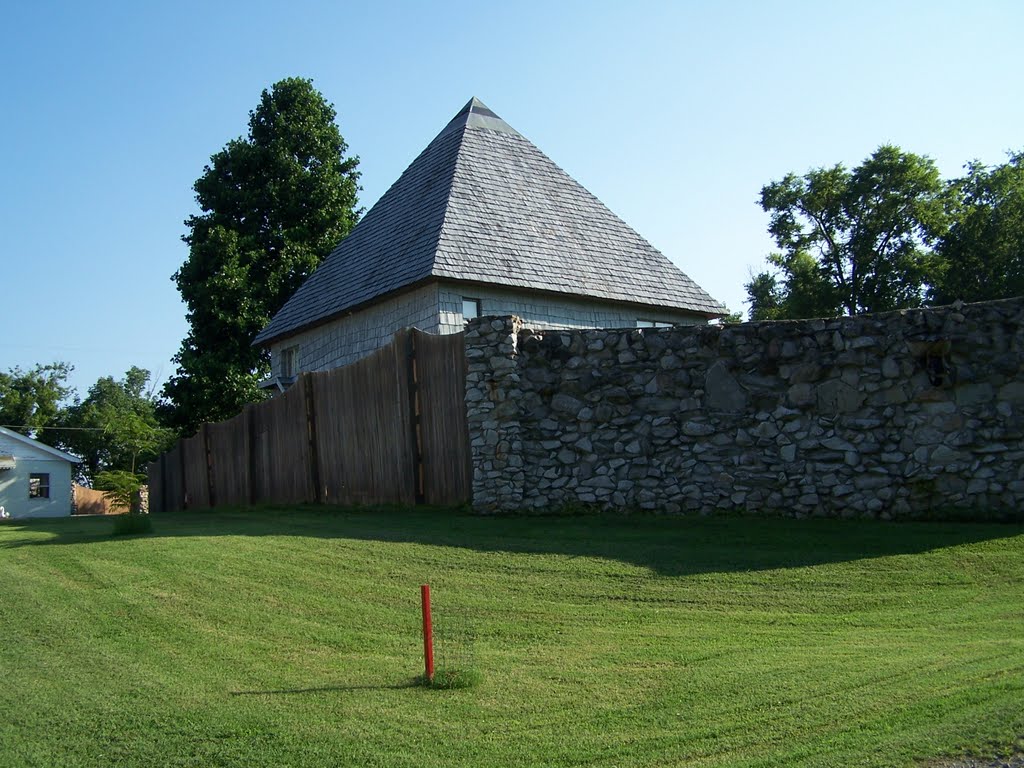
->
94, 470, 146, 513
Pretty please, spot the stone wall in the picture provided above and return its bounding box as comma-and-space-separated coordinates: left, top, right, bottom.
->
465, 298, 1024, 518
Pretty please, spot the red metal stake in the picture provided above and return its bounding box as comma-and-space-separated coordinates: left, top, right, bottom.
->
421, 584, 434, 681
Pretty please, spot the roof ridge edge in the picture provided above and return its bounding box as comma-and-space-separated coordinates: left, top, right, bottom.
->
432, 124, 469, 273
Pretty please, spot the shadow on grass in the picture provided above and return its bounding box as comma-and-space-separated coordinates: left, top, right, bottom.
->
230, 679, 420, 696
2, 504, 1021, 577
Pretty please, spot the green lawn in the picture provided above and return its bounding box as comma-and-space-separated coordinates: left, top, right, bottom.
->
1, 508, 1022, 767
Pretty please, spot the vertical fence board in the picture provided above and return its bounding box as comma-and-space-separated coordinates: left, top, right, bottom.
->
413, 328, 472, 506
313, 329, 416, 506
247, 404, 264, 505
207, 409, 250, 506
163, 443, 185, 512
146, 460, 163, 514
258, 376, 315, 504
181, 432, 210, 509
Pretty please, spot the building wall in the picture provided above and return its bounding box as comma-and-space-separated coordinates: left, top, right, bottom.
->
270, 280, 709, 376
465, 298, 1024, 519
0, 435, 75, 518
437, 283, 704, 334
270, 284, 442, 375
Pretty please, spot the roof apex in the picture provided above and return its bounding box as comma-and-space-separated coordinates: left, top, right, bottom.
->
439, 96, 520, 138
254, 97, 725, 347
460, 96, 493, 115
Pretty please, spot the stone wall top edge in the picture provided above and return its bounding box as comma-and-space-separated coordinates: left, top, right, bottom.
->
465, 295, 1024, 340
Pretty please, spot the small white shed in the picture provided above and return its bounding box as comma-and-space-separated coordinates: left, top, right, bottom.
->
0, 426, 80, 519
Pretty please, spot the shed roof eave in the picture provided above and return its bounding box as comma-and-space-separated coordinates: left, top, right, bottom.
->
0, 426, 82, 463
256, 277, 723, 349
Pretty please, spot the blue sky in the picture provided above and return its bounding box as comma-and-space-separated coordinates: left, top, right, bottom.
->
3, 0, 1022, 397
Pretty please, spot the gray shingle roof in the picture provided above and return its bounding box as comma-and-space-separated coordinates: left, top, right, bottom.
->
255, 98, 725, 346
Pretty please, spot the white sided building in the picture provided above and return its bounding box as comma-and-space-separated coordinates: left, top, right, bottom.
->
0, 426, 80, 519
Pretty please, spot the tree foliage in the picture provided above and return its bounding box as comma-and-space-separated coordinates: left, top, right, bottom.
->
746, 252, 838, 321
94, 470, 146, 513
747, 146, 947, 319
55, 367, 172, 483
0, 363, 73, 437
163, 77, 361, 435
930, 152, 1024, 304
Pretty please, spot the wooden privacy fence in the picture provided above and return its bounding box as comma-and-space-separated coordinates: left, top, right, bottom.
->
147, 328, 471, 513
72, 484, 126, 516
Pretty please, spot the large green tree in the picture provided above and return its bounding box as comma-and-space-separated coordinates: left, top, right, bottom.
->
747, 145, 947, 320
164, 77, 361, 435
0, 363, 73, 437
54, 367, 173, 483
930, 152, 1024, 304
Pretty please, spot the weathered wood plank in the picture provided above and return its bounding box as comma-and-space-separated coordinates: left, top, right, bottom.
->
181, 432, 210, 509
314, 331, 417, 506
207, 409, 250, 506
413, 328, 472, 506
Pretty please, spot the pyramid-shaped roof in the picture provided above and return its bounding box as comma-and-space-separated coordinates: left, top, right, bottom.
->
255, 98, 725, 346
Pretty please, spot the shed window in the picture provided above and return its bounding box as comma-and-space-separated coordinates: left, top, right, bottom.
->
29, 473, 50, 499
281, 346, 299, 378
463, 297, 482, 322
637, 319, 673, 328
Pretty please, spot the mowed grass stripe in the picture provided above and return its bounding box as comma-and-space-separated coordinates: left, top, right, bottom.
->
0, 507, 1021, 767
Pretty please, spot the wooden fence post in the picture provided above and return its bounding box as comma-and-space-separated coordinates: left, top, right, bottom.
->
303, 373, 323, 504
178, 439, 188, 510
203, 422, 216, 508
245, 406, 257, 505
406, 331, 425, 504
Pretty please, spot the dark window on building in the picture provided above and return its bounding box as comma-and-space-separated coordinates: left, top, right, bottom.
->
463, 297, 482, 322
29, 473, 50, 499
281, 346, 299, 378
